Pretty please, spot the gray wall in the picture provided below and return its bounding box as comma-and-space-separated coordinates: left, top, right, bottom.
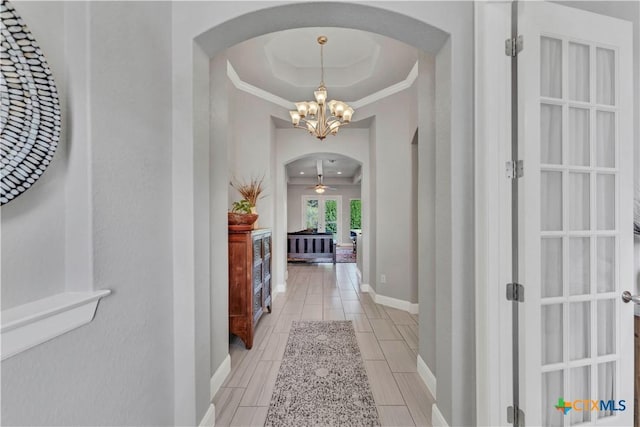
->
1, 2, 174, 425
287, 184, 362, 244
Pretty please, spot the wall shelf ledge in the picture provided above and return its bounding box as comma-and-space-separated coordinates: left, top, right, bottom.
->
1, 290, 111, 360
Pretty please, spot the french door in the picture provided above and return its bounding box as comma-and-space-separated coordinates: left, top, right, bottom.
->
302, 196, 342, 241
517, 2, 633, 426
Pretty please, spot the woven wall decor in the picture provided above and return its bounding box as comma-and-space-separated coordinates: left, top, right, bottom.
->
0, 0, 61, 205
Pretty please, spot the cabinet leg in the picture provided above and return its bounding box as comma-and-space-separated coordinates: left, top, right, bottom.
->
243, 334, 253, 350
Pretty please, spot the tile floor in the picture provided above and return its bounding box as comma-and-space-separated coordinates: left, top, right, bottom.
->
214, 263, 435, 427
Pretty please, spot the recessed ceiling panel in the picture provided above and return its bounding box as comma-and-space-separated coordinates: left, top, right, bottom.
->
286, 154, 361, 180
226, 27, 418, 102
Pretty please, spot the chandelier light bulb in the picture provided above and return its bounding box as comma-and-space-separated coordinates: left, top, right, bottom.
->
314, 88, 327, 105
289, 35, 355, 140
290, 111, 301, 125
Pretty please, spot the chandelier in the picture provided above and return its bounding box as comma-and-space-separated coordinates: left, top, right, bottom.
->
289, 36, 354, 140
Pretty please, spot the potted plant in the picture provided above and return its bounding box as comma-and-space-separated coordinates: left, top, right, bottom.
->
228, 199, 259, 230
230, 175, 265, 213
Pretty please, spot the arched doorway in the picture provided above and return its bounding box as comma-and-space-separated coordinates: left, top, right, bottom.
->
281, 152, 366, 270
172, 3, 474, 426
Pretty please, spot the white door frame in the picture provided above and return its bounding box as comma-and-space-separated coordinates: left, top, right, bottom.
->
474, 2, 514, 426
173, 2, 476, 425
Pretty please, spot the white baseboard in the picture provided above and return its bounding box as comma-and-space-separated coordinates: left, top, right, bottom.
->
416, 354, 436, 399
432, 404, 449, 427
276, 283, 286, 293
210, 354, 230, 400
199, 403, 215, 427
360, 285, 419, 314
375, 293, 419, 314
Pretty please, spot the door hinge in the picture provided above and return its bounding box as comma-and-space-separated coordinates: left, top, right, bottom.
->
506, 283, 525, 302
505, 36, 523, 57
507, 405, 525, 426
505, 160, 523, 179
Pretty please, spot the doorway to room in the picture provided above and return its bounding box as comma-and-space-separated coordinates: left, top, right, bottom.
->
174, 3, 474, 426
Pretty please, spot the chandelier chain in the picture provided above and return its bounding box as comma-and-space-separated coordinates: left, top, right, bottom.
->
320, 43, 325, 87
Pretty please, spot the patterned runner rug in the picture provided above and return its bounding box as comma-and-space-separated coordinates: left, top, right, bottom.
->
265, 321, 381, 427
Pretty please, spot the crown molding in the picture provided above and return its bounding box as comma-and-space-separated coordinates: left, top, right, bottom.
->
227, 60, 418, 112
350, 61, 418, 109
226, 62, 292, 109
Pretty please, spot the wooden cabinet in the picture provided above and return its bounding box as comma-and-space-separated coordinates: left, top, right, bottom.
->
228, 228, 271, 349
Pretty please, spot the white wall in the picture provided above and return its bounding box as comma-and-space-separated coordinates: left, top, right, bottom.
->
229, 89, 286, 229
1, 1, 67, 309
418, 52, 437, 371
287, 184, 361, 244
358, 85, 419, 303
2, 2, 174, 425
208, 52, 231, 396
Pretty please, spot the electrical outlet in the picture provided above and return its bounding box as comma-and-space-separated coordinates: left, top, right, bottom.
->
380, 274, 386, 284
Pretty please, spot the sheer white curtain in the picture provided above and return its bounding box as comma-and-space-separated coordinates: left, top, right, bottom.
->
597, 48, 615, 105
541, 37, 562, 98
569, 42, 589, 102
539, 35, 617, 426
540, 47, 566, 427
596, 111, 615, 167
569, 108, 589, 166
541, 104, 562, 164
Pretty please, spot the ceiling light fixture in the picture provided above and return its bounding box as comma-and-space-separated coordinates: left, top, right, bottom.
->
289, 36, 354, 141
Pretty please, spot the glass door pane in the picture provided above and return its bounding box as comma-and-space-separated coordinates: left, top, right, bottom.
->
324, 199, 338, 238
302, 197, 341, 239
305, 199, 319, 230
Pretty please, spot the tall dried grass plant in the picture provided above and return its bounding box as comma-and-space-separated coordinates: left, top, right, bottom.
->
230, 175, 266, 207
